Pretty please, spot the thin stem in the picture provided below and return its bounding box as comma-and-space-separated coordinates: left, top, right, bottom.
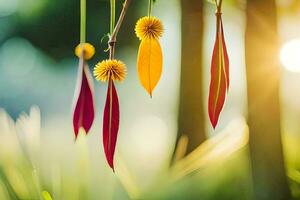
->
219, 0, 223, 9
110, 0, 116, 35
214, 0, 218, 7
148, 0, 152, 17
80, 0, 86, 43
215, 0, 223, 12
108, 0, 131, 59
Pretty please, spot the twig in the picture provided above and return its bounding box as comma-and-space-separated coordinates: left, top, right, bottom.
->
108, 0, 132, 59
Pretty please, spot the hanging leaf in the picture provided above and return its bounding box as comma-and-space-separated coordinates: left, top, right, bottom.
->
137, 38, 163, 97
103, 80, 120, 170
221, 20, 229, 89
73, 57, 95, 138
208, 17, 229, 129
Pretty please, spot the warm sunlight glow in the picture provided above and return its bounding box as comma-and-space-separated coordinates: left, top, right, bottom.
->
280, 39, 300, 73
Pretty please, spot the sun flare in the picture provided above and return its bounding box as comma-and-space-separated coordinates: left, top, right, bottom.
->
280, 39, 300, 73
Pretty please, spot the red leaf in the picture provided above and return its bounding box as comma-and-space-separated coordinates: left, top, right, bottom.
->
73, 57, 95, 138
208, 17, 229, 129
221, 20, 229, 90
103, 80, 119, 171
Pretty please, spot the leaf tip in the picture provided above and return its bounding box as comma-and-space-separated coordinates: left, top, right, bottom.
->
106, 156, 115, 172
74, 132, 78, 141
211, 122, 217, 129
112, 165, 115, 173
209, 116, 217, 129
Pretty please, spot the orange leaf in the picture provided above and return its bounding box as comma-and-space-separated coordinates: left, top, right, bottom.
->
137, 38, 163, 97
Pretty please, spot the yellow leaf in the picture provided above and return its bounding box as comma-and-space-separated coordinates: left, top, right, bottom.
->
137, 38, 163, 97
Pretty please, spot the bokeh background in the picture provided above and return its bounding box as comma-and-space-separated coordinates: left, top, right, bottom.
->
0, 0, 300, 199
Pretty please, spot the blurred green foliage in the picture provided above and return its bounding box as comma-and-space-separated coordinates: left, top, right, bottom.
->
1, 0, 146, 61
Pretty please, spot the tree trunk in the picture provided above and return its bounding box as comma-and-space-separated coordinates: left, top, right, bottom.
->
176, 0, 206, 155
245, 0, 291, 199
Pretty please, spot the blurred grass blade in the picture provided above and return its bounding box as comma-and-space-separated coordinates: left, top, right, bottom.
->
115, 152, 140, 199
170, 118, 248, 181
173, 135, 189, 163
42, 190, 53, 200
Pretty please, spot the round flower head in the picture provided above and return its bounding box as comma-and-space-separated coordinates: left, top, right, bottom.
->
135, 16, 163, 40
75, 43, 95, 60
94, 59, 127, 82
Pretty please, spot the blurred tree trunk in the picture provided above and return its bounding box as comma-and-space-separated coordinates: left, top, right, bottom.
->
176, 0, 206, 155
245, 0, 291, 199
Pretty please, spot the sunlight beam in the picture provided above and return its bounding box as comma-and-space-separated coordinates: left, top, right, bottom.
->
280, 39, 300, 73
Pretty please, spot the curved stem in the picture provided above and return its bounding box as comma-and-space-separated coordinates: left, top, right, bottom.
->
80, 0, 86, 43
109, 0, 131, 59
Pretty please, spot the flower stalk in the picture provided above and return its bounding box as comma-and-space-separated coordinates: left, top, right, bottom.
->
110, 0, 115, 35
148, 0, 152, 16
80, 0, 86, 43
94, 0, 131, 171
72, 0, 95, 138
135, 1, 164, 97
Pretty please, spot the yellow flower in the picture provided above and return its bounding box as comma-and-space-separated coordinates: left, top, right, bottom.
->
75, 43, 95, 60
94, 59, 127, 82
135, 16, 163, 40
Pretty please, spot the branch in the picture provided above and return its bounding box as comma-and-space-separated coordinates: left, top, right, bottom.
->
108, 0, 132, 59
